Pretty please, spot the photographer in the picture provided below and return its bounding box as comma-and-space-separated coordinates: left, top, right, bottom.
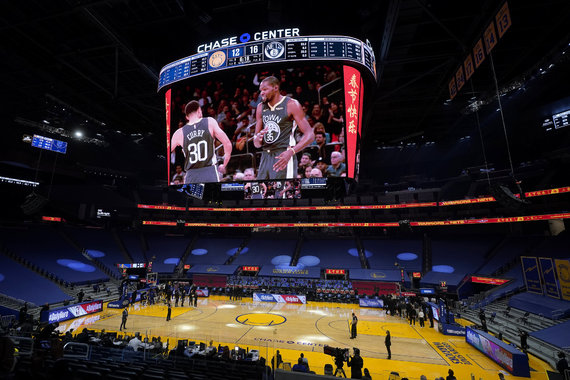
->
347, 348, 363, 379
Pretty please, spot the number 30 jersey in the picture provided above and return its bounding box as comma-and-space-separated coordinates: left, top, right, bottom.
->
182, 118, 216, 171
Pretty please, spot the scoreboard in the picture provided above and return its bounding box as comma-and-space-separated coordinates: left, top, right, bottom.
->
158, 35, 376, 91
31, 134, 67, 154
552, 109, 570, 129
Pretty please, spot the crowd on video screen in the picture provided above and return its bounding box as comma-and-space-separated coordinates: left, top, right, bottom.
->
170, 64, 348, 186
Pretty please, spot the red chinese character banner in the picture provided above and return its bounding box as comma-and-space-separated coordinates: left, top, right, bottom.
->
165, 89, 172, 184
343, 65, 363, 179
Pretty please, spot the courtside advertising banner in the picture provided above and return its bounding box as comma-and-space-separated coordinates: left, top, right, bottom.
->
465, 327, 530, 377
195, 289, 209, 297
42, 300, 103, 323
520, 256, 543, 295
359, 299, 384, 308
539, 257, 560, 299
253, 293, 306, 304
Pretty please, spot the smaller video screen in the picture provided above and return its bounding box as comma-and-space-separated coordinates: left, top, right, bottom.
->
244, 180, 301, 200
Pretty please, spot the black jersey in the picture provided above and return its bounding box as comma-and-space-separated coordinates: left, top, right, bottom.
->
250, 182, 264, 199
261, 96, 296, 151
182, 118, 216, 171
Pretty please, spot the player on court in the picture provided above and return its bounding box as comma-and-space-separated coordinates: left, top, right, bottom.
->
253, 76, 314, 179
171, 100, 232, 183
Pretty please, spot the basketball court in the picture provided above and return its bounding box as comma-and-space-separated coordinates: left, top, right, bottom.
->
59, 296, 554, 379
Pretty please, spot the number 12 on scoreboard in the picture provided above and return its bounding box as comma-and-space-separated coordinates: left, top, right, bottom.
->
229, 47, 244, 58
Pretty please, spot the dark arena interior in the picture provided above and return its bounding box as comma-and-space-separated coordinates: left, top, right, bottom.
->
1, 1, 570, 380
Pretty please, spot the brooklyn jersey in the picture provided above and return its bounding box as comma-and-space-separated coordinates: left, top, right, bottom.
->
261, 96, 296, 151
182, 118, 216, 172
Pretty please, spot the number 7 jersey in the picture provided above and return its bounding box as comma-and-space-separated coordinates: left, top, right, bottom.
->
182, 118, 216, 171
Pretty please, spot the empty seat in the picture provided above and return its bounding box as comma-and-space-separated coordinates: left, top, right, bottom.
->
75, 369, 102, 380
141, 374, 164, 380
107, 376, 132, 380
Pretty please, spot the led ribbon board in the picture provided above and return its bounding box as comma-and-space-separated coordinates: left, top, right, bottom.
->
158, 35, 376, 92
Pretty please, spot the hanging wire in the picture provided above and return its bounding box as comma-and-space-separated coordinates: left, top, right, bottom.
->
33, 148, 43, 185
469, 80, 492, 187
489, 51, 516, 178
47, 152, 58, 200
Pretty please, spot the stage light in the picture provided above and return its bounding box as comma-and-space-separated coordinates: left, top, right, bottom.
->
74, 131, 83, 138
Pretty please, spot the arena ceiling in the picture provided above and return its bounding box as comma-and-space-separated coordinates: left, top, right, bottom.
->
1, 0, 569, 182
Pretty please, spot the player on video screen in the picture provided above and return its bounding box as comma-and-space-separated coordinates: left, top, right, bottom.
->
170, 100, 232, 183
244, 182, 267, 199
253, 76, 314, 179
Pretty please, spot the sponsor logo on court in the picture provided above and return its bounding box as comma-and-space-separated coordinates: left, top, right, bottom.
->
433, 342, 472, 365
253, 337, 325, 347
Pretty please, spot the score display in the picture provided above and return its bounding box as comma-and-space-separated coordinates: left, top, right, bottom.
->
158, 35, 375, 91
552, 109, 570, 129
31, 134, 68, 154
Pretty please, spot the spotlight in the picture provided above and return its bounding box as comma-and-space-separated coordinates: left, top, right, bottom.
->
74, 131, 83, 138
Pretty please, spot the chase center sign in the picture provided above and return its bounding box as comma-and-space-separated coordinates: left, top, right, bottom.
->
197, 28, 300, 53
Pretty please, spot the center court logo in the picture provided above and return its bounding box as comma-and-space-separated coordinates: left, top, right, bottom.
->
264, 41, 285, 59
236, 313, 287, 326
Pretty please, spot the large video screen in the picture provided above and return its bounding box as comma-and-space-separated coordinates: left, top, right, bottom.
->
167, 63, 353, 185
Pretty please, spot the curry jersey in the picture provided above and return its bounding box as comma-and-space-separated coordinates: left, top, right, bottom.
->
261, 96, 296, 151
250, 183, 264, 199
182, 118, 216, 172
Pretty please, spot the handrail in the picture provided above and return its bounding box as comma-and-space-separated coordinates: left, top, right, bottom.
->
63, 342, 90, 359
10, 336, 34, 357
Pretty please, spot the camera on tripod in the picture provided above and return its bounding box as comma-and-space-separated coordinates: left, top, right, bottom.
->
324, 345, 349, 363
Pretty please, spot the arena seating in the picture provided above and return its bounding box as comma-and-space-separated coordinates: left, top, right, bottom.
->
1, 225, 109, 284
232, 238, 297, 267
65, 226, 129, 275
530, 320, 570, 352
118, 231, 147, 263
476, 235, 543, 275
144, 232, 190, 273
535, 233, 570, 258
185, 237, 244, 265
420, 235, 504, 289
508, 292, 570, 320
13, 348, 267, 380
430, 235, 502, 274
0, 254, 72, 305
362, 239, 422, 270
459, 295, 569, 369
466, 263, 525, 309
298, 238, 361, 269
